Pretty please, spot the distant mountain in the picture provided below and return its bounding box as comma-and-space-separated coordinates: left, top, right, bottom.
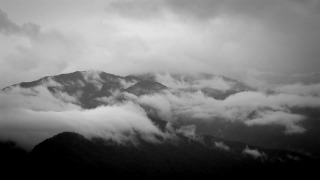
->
1, 71, 252, 129
2, 71, 252, 108
2, 71, 163, 109
0, 141, 28, 172
3, 131, 317, 177
3, 70, 319, 159
125, 80, 167, 96
135, 73, 254, 99
1, 71, 319, 177
27, 132, 318, 178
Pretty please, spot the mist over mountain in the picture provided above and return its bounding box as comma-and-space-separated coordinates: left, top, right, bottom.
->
0, 71, 319, 177
1, 1, 320, 177
1, 70, 320, 157
2, 70, 252, 107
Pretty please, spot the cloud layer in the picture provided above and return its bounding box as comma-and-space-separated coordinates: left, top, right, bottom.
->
0, 86, 166, 150
124, 75, 320, 135
1, 0, 320, 88
1, 0, 320, 154
0, 72, 319, 152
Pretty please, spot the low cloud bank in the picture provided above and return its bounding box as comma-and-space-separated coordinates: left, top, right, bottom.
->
1, 74, 320, 150
129, 90, 320, 134
274, 83, 320, 96
0, 87, 166, 150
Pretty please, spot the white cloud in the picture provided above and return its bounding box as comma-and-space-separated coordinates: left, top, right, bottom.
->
242, 146, 267, 159
274, 83, 320, 96
136, 93, 173, 121
244, 111, 306, 134
176, 125, 196, 139
155, 73, 234, 91
81, 70, 104, 90
155, 74, 190, 89
214, 141, 230, 151
96, 90, 123, 105
192, 77, 233, 91
0, 87, 166, 150
1, 86, 80, 111
119, 78, 138, 89
125, 88, 320, 135
1, 72, 320, 152
2, 0, 320, 88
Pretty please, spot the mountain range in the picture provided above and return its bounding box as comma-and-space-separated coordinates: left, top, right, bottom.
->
1, 131, 318, 178
0, 70, 319, 178
2, 70, 252, 108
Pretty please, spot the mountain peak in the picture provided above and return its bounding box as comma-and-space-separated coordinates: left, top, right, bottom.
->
125, 80, 167, 96
2, 70, 253, 108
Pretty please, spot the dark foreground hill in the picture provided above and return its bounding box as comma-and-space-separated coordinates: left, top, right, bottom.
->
1, 132, 318, 178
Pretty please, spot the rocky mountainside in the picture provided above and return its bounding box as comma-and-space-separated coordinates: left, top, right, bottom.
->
2, 71, 166, 108
2, 71, 251, 108
1, 71, 319, 177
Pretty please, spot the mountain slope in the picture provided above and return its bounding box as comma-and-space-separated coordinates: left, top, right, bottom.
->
2, 71, 143, 108
2, 71, 252, 108
2, 70, 319, 157
28, 132, 319, 178
124, 80, 167, 96
135, 73, 254, 99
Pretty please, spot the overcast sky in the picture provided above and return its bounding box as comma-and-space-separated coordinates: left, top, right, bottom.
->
1, 0, 320, 88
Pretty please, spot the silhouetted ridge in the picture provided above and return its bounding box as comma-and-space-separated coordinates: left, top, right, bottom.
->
27, 132, 320, 178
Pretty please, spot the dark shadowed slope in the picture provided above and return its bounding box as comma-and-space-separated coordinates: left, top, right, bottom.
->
0, 141, 28, 170
28, 132, 319, 178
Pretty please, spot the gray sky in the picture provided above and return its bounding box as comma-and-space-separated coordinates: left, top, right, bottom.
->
1, 0, 320, 88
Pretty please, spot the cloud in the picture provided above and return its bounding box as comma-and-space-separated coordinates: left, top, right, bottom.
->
0, 8, 86, 88
192, 78, 233, 91
244, 111, 306, 134
0, 8, 21, 35
214, 141, 230, 151
1, 86, 80, 111
123, 83, 320, 134
274, 83, 320, 96
0, 86, 166, 150
223, 91, 320, 111
106, 0, 280, 20
242, 146, 267, 159
1, 72, 320, 152
154, 73, 234, 91
105, 0, 320, 84
2, 28, 82, 73
176, 124, 196, 139
0, 8, 40, 37
81, 70, 105, 90
119, 78, 138, 89
2, 0, 320, 88
1, 0, 320, 153
136, 93, 173, 121
106, 0, 165, 19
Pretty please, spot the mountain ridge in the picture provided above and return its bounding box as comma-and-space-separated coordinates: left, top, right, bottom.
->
0, 131, 313, 178
1, 70, 253, 108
